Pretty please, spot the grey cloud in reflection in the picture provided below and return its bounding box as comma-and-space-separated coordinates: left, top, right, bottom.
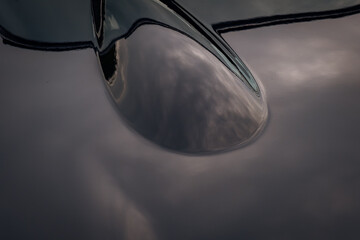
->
255, 38, 351, 85
99, 24, 267, 153
225, 14, 360, 89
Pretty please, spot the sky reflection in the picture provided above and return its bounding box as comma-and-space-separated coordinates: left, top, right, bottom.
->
1, 5, 360, 240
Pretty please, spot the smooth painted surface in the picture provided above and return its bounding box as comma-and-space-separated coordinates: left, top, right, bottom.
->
1, 9, 360, 240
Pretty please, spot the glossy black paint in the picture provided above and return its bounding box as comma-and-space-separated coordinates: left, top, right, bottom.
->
1, 1, 360, 239
0, 0, 269, 152
95, 0, 267, 153
1, 0, 268, 153
98, 24, 266, 153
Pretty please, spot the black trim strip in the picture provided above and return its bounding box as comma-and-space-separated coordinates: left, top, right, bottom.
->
0, 26, 93, 51
2, 2, 360, 50
213, 4, 360, 34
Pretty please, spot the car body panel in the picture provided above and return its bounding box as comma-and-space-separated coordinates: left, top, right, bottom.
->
1, 1, 360, 239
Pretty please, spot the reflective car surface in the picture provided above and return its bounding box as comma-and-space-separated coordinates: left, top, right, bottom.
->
1, 1, 360, 239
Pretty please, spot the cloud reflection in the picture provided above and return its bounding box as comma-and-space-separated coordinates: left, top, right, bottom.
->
224, 14, 360, 89
100, 24, 267, 153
